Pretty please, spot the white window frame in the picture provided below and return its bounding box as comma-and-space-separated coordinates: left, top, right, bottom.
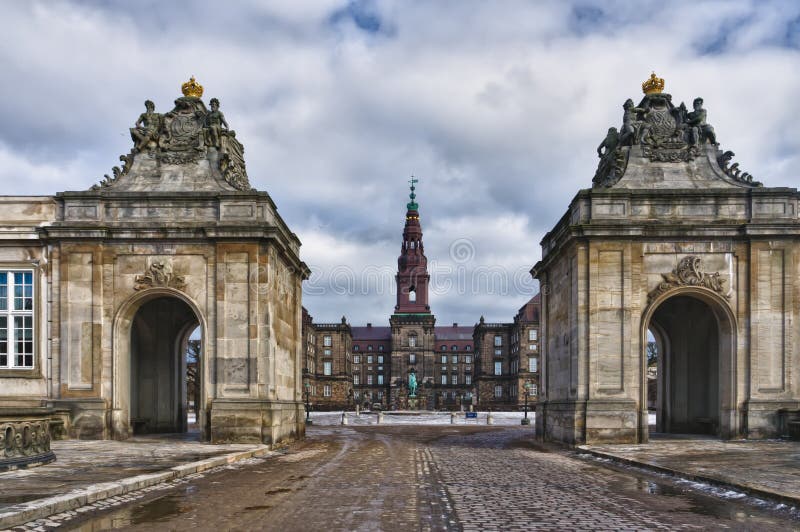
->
441, 374, 447, 385
354, 374, 360, 385
323, 385, 331, 397
367, 374, 373, 385
529, 357, 538, 373
451, 374, 458, 385
0, 270, 34, 369
353, 355, 360, 364
409, 353, 416, 364
323, 335, 332, 347
494, 335, 502, 347
494, 385, 503, 398
409, 335, 417, 347
494, 361, 502, 376
378, 374, 384, 385
323, 361, 332, 376
465, 374, 472, 385
529, 329, 537, 341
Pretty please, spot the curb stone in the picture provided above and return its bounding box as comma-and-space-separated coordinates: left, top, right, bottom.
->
576, 446, 800, 508
0, 445, 273, 530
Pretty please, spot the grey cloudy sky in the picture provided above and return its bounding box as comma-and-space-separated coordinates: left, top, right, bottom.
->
1, 0, 799, 325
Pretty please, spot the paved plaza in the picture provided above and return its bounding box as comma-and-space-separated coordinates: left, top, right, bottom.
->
2, 418, 798, 531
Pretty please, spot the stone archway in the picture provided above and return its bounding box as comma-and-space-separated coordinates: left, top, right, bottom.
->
111, 288, 207, 440
640, 288, 738, 440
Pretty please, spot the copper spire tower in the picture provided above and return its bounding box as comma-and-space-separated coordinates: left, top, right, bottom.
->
395, 177, 430, 313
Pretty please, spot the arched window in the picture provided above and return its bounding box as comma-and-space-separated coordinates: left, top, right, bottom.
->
409, 335, 417, 347
409, 286, 416, 302
465, 345, 472, 351
451, 345, 457, 351
441, 345, 447, 351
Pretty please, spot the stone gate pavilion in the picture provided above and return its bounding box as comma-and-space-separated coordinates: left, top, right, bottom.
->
532, 74, 800, 444
0, 78, 309, 444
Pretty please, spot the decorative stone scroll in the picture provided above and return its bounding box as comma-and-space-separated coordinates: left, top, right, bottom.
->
134, 258, 186, 291
0, 420, 55, 471
93, 77, 253, 192
648, 256, 729, 302
592, 72, 762, 189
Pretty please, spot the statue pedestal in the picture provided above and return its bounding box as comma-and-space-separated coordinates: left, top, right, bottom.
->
0, 407, 56, 472
408, 397, 418, 411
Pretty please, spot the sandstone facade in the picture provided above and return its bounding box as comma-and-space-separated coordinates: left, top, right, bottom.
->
0, 82, 309, 445
532, 80, 800, 444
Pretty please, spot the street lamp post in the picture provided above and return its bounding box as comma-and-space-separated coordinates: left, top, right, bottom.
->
304, 381, 312, 425
521, 382, 531, 425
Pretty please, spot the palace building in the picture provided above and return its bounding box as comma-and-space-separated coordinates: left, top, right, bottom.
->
303, 182, 540, 411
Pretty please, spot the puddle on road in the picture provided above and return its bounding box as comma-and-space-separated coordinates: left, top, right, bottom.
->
67, 487, 197, 531
591, 459, 800, 527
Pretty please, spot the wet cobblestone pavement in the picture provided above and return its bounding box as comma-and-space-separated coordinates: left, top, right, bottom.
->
10, 426, 800, 531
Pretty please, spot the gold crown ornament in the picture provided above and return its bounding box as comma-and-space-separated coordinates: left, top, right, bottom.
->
642, 72, 665, 95
181, 76, 204, 98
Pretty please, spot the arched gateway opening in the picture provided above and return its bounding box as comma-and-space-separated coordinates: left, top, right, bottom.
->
130, 297, 201, 435
113, 290, 206, 439
643, 291, 736, 439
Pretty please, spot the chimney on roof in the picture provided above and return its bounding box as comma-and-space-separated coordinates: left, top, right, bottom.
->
367, 323, 372, 328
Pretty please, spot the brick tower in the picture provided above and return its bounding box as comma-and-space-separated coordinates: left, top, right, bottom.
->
390, 179, 436, 409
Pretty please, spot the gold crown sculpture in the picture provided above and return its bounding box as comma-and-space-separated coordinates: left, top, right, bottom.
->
642, 72, 665, 95
181, 76, 204, 98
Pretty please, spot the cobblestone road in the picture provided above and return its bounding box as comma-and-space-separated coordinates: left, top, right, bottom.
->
14, 426, 800, 531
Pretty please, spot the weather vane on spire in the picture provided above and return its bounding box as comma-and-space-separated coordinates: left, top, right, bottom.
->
407, 175, 419, 211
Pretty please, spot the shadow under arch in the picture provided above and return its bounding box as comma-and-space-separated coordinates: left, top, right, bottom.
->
111, 287, 208, 440
639, 286, 738, 442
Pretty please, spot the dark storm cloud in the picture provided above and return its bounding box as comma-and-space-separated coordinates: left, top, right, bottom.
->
1, 0, 799, 324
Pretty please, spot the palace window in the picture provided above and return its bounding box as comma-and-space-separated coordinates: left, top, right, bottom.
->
494, 361, 502, 375
353, 355, 360, 364
378, 374, 384, 385
440, 345, 446, 351
494, 335, 502, 347
465, 375, 472, 385
368, 345, 373, 351
378, 355, 384, 364
409, 353, 416, 364
354, 374, 360, 385
465, 345, 471, 351
408, 335, 417, 347
323, 335, 332, 347
378, 345, 384, 351
409, 288, 416, 302
323, 385, 331, 397
354, 391, 360, 400
367, 355, 373, 363
529, 344, 537, 351
367, 375, 373, 385
494, 349, 502, 356
354, 345, 359, 351
0, 271, 34, 369
464, 355, 472, 364
323, 348, 331, 356
529, 329, 538, 341
323, 361, 332, 375
441, 354, 447, 364
441, 374, 447, 385
451, 374, 458, 385
529, 357, 538, 373
494, 385, 503, 398
530, 384, 538, 396
451, 355, 458, 364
